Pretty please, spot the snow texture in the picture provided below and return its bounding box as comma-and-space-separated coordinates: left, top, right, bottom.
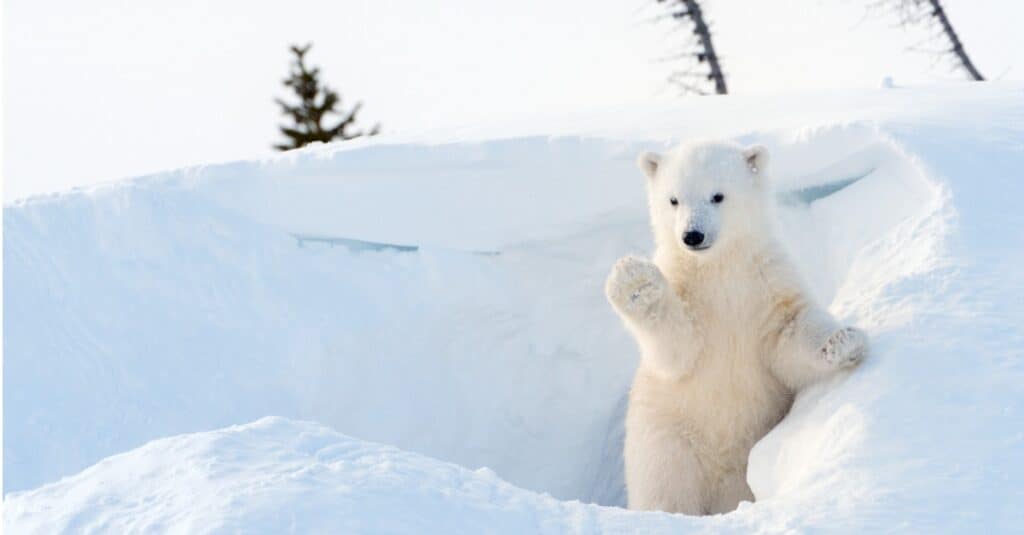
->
4, 83, 1024, 532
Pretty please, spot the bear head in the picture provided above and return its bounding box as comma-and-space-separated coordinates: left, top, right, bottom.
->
637, 140, 770, 258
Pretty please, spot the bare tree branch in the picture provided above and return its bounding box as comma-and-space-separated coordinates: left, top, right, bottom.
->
926, 0, 984, 80
654, 0, 728, 95
870, 0, 985, 81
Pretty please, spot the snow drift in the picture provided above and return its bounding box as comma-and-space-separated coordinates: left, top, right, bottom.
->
5, 84, 1024, 532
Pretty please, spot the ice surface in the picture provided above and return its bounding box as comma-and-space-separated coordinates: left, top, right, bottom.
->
4, 84, 1023, 532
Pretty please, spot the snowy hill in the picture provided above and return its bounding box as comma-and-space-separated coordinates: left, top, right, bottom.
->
4, 83, 1023, 532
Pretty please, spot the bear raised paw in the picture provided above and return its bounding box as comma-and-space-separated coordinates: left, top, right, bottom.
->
605, 256, 669, 319
608, 140, 868, 516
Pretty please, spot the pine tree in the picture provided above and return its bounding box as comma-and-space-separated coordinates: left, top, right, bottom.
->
274, 44, 379, 151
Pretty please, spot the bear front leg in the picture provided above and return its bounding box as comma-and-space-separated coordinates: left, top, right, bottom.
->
771, 304, 868, 390
606, 256, 701, 379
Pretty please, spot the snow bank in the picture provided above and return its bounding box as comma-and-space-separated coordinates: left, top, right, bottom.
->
4, 417, 698, 533
5, 84, 1023, 532
4, 136, 648, 507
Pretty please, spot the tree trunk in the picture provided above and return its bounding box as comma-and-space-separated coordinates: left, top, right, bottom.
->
682, 0, 728, 94
927, 0, 984, 81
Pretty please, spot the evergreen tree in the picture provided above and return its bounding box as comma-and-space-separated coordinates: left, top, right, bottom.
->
274, 44, 379, 151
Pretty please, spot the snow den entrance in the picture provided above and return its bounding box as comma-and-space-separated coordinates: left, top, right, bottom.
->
549, 123, 946, 508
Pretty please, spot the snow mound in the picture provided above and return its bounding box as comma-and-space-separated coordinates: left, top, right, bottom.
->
5, 84, 1024, 531
3, 417, 682, 533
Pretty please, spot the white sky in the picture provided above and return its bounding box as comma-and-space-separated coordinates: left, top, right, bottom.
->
4, 0, 1022, 200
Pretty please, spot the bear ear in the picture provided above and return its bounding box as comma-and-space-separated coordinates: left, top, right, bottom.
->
742, 145, 769, 175
637, 151, 662, 179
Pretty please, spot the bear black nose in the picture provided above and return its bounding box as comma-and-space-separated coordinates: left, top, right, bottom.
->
683, 231, 705, 247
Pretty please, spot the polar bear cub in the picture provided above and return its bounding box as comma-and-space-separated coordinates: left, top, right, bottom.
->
605, 140, 867, 515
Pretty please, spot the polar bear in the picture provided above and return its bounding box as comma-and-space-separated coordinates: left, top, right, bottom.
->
605, 140, 867, 515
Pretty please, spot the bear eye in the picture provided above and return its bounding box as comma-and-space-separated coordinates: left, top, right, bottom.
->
711, 193, 725, 204
669, 196, 678, 207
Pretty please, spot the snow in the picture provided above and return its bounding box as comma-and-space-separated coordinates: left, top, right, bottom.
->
3, 417, 688, 533
5, 83, 1024, 532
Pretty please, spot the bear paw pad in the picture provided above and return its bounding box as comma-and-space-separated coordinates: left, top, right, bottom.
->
605, 256, 667, 315
820, 327, 868, 367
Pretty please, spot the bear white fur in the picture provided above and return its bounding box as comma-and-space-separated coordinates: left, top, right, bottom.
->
605, 140, 867, 515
